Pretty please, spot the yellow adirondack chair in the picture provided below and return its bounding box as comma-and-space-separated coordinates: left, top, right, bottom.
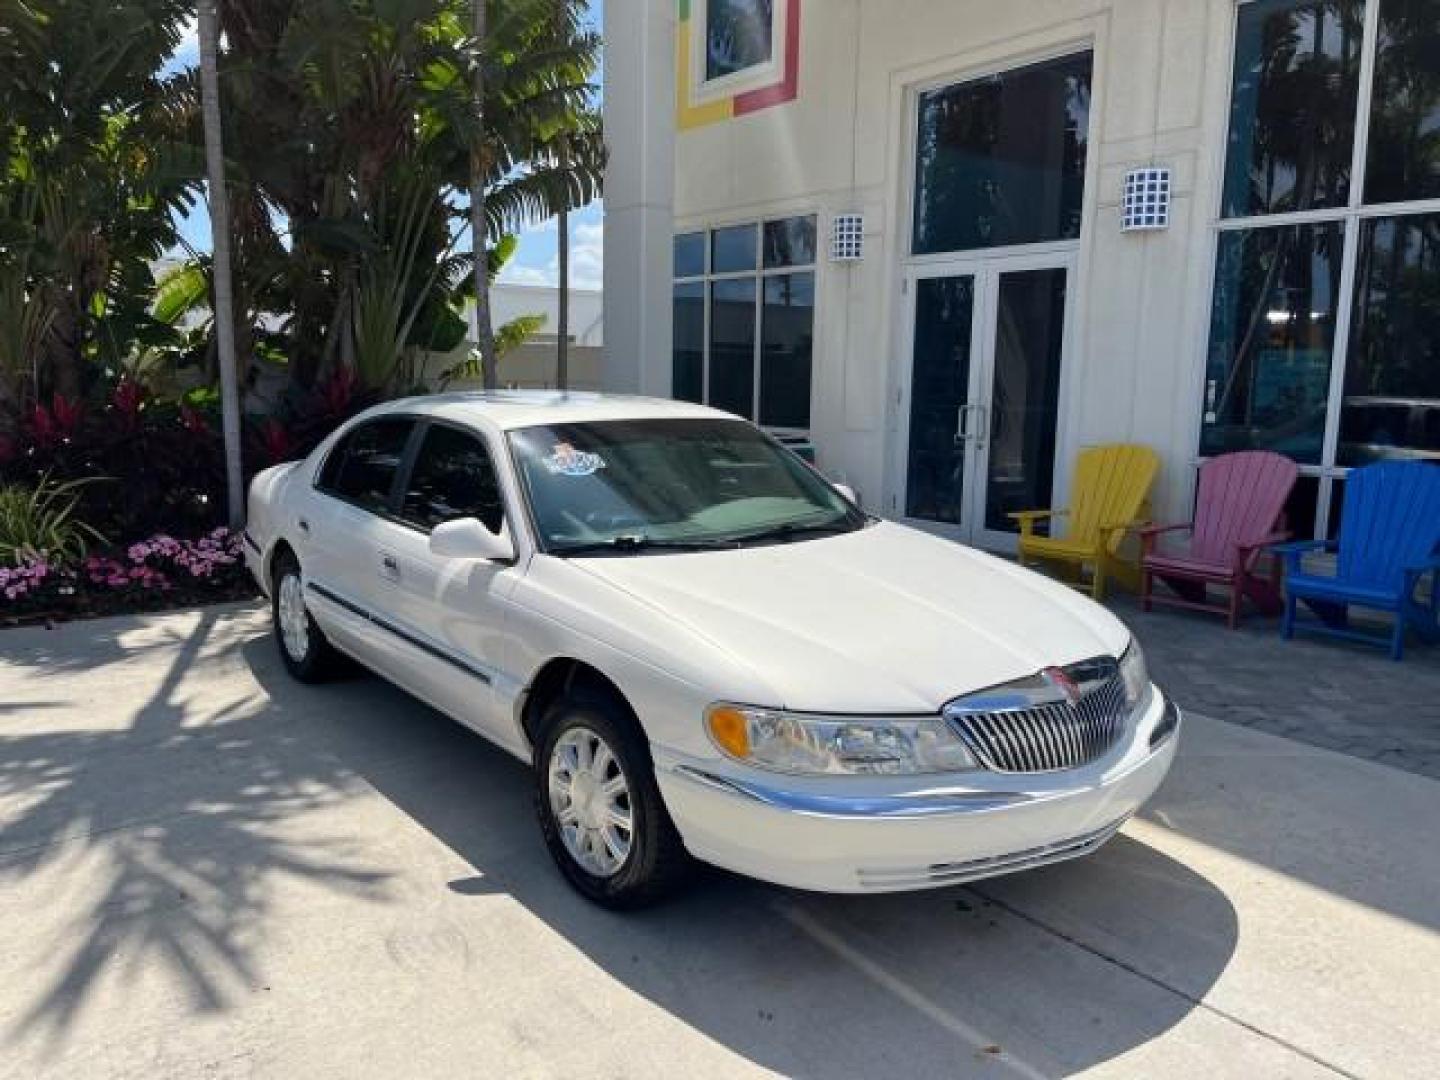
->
1011, 444, 1160, 601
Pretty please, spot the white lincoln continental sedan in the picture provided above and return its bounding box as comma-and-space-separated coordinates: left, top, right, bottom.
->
245, 392, 1179, 907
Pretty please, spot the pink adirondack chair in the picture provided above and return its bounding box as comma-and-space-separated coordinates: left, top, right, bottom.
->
1140, 451, 1299, 629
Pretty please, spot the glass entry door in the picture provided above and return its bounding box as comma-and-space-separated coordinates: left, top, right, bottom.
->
898, 255, 1073, 550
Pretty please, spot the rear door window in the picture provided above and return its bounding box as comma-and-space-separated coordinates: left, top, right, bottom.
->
319, 419, 415, 513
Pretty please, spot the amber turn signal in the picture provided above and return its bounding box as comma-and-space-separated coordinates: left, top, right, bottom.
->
706, 705, 751, 759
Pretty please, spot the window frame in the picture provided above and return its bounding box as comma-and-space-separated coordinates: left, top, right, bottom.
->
900, 42, 1098, 268
908, 49, 1096, 258
392, 418, 510, 536
689, 0, 786, 102
1200, 0, 1440, 538
673, 214, 818, 434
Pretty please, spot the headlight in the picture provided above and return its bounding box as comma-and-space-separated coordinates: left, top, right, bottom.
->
1119, 639, 1149, 709
705, 704, 977, 776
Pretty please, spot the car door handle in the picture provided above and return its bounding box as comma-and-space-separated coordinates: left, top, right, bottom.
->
298, 518, 310, 534
381, 555, 398, 573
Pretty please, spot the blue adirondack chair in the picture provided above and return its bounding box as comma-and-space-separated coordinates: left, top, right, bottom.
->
1274, 462, 1440, 660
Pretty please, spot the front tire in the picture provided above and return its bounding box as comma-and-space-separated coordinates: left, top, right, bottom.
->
271, 550, 338, 683
534, 695, 690, 908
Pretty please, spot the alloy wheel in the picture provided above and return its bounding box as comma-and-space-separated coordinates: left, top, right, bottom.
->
277, 572, 310, 662
547, 726, 634, 878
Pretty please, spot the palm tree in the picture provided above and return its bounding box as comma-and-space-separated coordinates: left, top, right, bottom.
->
197, 0, 244, 527
470, 0, 501, 390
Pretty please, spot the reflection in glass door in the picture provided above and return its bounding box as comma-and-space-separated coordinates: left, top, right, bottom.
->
904, 276, 977, 527
983, 268, 1067, 535
900, 261, 1070, 548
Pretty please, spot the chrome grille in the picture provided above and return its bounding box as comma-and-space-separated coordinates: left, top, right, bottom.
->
943, 657, 1127, 773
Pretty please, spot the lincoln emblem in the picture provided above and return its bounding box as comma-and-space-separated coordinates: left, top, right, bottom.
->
1043, 666, 1083, 706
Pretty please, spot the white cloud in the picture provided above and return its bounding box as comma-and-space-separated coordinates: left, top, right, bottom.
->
497, 212, 604, 290
498, 264, 553, 287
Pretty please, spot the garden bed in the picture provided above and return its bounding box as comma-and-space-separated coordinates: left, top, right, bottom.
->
0, 528, 259, 628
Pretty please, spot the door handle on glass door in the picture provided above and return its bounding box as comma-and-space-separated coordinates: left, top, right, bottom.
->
956, 404, 981, 445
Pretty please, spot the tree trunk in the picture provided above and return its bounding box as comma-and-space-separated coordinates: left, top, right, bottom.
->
199, 0, 246, 528
557, 197, 569, 390
470, 0, 499, 390
554, 0, 570, 391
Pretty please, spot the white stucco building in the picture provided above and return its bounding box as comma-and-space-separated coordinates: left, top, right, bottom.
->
605, 0, 1440, 552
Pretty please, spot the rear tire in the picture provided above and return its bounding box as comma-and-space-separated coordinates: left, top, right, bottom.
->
534, 692, 691, 908
271, 550, 339, 683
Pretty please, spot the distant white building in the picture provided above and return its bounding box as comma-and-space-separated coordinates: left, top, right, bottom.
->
485, 283, 604, 349
458, 283, 605, 390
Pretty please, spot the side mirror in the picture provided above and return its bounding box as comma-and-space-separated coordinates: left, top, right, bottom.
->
429, 517, 515, 562
833, 482, 858, 506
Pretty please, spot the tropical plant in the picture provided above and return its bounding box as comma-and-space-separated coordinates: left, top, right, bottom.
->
0, 473, 106, 565
203, 0, 601, 400
0, 0, 200, 406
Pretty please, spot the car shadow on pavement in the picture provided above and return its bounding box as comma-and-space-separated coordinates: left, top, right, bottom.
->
229, 647, 1243, 1078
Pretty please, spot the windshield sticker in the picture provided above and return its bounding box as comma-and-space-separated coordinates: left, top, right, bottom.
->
543, 442, 607, 477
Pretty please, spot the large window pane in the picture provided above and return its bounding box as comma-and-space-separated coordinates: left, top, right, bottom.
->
1221, 0, 1364, 218
759, 273, 814, 428
706, 0, 773, 81
1364, 0, 1440, 204
709, 278, 756, 418
673, 281, 705, 404
1340, 213, 1440, 465
711, 223, 757, 273
1201, 223, 1343, 464
674, 231, 705, 278
912, 52, 1092, 255
762, 215, 817, 268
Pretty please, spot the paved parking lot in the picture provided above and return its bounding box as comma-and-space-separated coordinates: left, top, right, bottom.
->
2, 602, 1438, 1078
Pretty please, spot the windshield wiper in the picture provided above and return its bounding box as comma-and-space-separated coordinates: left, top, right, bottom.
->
550, 534, 739, 556
728, 520, 857, 547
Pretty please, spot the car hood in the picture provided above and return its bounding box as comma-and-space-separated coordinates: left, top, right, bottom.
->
566, 521, 1130, 714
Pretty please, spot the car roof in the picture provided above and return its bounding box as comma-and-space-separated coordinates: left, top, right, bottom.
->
365, 390, 737, 432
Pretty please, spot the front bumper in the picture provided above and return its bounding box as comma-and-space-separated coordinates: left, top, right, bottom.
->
655, 693, 1180, 893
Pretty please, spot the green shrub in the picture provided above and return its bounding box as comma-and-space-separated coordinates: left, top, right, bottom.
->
0, 475, 106, 566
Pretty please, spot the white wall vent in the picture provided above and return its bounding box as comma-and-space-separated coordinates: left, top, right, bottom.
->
830, 213, 864, 261
1121, 167, 1171, 231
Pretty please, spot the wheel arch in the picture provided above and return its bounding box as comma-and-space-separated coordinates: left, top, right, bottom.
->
521, 657, 637, 756
266, 538, 298, 594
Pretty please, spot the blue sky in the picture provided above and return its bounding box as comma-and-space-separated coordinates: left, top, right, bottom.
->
169, 1, 604, 291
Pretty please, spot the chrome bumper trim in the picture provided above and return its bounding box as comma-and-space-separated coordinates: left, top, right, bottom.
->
670, 765, 1032, 819
1150, 698, 1182, 750
856, 816, 1129, 888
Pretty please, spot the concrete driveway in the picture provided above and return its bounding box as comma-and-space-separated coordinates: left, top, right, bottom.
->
1, 602, 1437, 1078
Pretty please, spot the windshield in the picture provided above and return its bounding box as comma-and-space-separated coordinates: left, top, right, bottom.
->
508, 418, 866, 554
